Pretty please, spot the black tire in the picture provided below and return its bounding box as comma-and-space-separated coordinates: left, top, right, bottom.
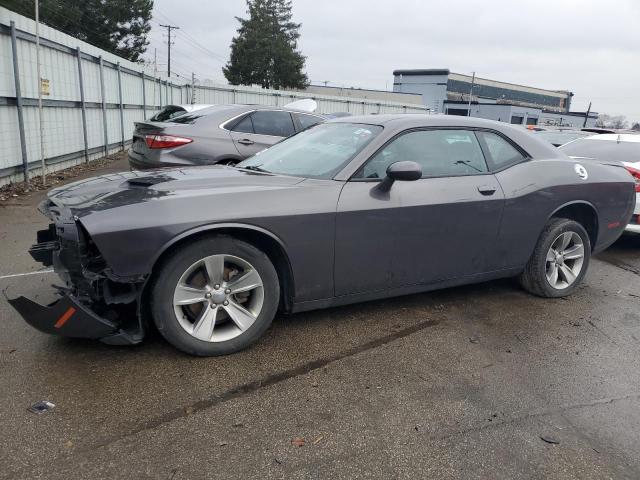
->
519, 218, 591, 298
150, 235, 280, 356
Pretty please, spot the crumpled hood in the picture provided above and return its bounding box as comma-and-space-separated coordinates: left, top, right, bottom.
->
47, 166, 305, 217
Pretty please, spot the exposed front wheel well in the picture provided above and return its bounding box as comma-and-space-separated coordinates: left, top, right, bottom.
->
551, 203, 598, 249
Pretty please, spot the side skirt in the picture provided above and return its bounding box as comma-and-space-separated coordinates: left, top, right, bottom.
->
290, 267, 524, 314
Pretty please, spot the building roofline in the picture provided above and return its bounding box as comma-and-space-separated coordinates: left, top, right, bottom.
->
393, 68, 572, 99
393, 69, 450, 76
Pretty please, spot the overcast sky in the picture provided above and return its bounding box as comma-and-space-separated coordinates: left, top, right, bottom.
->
147, 0, 640, 123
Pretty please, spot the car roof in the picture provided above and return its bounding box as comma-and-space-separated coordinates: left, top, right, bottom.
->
329, 113, 525, 128
329, 113, 561, 160
192, 103, 327, 118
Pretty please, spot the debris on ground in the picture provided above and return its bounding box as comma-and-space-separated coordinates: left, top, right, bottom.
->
27, 400, 55, 414
312, 435, 324, 445
469, 336, 480, 344
291, 437, 305, 447
540, 435, 560, 445
0, 153, 125, 204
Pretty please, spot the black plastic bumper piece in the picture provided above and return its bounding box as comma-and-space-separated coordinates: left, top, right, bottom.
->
7, 294, 135, 342
29, 225, 59, 267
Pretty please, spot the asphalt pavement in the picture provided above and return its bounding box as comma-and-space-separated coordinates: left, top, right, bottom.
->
1, 156, 639, 479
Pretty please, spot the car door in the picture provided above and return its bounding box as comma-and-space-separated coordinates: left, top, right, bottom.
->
334, 128, 505, 296
228, 110, 296, 158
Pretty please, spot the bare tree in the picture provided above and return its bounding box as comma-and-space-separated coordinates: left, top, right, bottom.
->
595, 113, 628, 129
631, 122, 640, 131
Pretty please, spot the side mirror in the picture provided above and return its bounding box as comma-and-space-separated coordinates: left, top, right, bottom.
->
378, 161, 422, 191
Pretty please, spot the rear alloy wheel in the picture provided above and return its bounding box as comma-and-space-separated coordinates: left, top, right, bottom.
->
151, 236, 279, 356
544, 232, 585, 290
520, 218, 591, 298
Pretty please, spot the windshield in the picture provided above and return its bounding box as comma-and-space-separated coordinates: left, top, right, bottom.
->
237, 123, 383, 179
560, 138, 640, 163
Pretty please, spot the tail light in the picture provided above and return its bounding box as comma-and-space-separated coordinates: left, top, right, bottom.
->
145, 135, 192, 149
626, 166, 640, 193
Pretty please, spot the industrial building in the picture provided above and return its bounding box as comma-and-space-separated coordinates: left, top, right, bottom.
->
392, 69, 597, 128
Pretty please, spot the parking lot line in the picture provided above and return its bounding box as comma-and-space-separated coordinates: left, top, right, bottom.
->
0, 269, 53, 280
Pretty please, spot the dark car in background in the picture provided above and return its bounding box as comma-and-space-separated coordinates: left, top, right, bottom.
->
148, 104, 215, 122
561, 133, 640, 233
10, 115, 636, 356
129, 104, 326, 169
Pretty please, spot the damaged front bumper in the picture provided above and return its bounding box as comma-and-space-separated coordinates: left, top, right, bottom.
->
8, 199, 146, 346
7, 294, 143, 346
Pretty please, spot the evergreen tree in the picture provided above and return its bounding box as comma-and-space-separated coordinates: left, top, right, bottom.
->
1, 0, 153, 62
224, 0, 308, 90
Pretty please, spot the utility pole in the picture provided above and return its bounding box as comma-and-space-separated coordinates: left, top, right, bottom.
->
152, 48, 157, 107
35, 0, 46, 185
467, 71, 475, 117
583, 101, 592, 128
191, 72, 196, 104
159, 24, 179, 77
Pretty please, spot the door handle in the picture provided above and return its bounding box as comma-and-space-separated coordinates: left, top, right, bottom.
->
477, 185, 497, 196
237, 138, 255, 145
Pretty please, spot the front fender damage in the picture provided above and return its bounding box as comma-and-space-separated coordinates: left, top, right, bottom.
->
8, 200, 147, 346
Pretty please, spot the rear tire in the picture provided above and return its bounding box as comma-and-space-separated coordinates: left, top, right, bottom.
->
519, 218, 591, 298
150, 235, 280, 356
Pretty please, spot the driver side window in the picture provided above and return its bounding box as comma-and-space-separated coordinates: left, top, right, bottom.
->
356, 129, 488, 179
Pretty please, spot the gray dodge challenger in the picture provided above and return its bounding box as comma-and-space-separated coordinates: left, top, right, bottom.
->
9, 115, 636, 356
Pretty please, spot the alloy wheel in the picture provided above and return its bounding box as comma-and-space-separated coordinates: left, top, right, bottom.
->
173, 254, 264, 342
545, 232, 585, 290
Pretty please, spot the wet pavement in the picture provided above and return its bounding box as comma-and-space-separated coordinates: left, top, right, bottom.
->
1, 157, 639, 479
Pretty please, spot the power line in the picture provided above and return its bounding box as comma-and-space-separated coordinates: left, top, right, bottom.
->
152, 8, 228, 64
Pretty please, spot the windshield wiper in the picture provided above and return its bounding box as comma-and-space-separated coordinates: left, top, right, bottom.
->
237, 165, 271, 173
454, 160, 483, 173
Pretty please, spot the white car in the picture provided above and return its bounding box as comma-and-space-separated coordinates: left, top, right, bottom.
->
561, 133, 640, 234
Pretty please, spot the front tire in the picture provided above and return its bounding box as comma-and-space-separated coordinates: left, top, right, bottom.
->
519, 218, 591, 298
150, 235, 280, 356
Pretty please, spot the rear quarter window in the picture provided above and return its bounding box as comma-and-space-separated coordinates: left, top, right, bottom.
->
477, 131, 527, 170
297, 113, 324, 130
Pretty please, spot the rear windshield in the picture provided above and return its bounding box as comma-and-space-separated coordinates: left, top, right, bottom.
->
169, 105, 240, 125
560, 138, 640, 163
150, 106, 186, 122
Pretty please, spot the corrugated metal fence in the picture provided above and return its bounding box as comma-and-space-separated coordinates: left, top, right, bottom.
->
0, 7, 429, 185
